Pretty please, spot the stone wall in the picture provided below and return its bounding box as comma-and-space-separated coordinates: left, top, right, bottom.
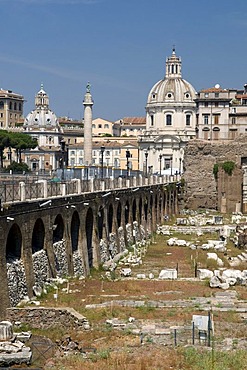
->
183, 136, 247, 211
6, 307, 90, 331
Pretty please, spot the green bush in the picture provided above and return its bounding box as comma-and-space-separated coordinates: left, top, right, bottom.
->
4, 161, 30, 173
213, 161, 235, 179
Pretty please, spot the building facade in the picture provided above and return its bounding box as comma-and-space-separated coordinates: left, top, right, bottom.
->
196, 84, 247, 141
139, 48, 197, 174
0, 89, 24, 129
117, 117, 146, 137
92, 118, 115, 137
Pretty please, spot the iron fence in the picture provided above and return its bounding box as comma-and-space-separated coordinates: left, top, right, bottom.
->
0, 174, 180, 204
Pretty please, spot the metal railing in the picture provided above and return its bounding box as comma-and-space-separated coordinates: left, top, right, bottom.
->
0, 174, 180, 204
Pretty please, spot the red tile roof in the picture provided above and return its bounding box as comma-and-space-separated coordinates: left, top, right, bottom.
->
121, 117, 146, 124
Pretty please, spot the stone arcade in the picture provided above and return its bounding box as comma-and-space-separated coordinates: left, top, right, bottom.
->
0, 182, 179, 318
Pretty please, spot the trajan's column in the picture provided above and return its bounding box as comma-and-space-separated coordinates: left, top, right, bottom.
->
83, 82, 94, 165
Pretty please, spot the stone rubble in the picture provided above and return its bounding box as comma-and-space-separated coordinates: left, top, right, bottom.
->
7, 259, 28, 307
0, 321, 32, 367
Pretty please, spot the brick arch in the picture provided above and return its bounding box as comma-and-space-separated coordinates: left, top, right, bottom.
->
71, 211, 80, 252
108, 203, 113, 233
97, 206, 104, 240
117, 202, 122, 227
125, 200, 130, 224
6, 223, 22, 261
85, 207, 94, 268
32, 218, 45, 254
138, 197, 143, 224
132, 198, 137, 222
53, 214, 64, 243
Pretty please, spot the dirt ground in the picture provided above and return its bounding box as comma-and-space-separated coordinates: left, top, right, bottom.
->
14, 229, 247, 369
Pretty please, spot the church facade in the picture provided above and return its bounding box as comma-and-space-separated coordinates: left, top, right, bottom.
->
138, 48, 197, 175
22, 85, 63, 173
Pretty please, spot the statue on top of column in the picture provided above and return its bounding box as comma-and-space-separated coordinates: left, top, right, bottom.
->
86, 82, 91, 93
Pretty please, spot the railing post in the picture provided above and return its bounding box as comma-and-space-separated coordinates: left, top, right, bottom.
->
72, 179, 81, 194
90, 178, 94, 192
42, 180, 48, 198
19, 182, 26, 202
35, 180, 47, 199
101, 179, 105, 191
61, 183, 66, 197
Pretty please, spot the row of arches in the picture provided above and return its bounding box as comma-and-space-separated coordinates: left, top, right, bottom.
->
1, 185, 179, 311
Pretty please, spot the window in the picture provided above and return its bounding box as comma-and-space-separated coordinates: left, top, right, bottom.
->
166, 114, 172, 125
167, 93, 172, 98
185, 93, 190, 98
215, 92, 219, 98
0, 101, 4, 109
186, 114, 191, 126
79, 158, 83, 165
104, 124, 109, 129
213, 127, 220, 140
14, 102, 17, 110
19, 103, 22, 111
115, 150, 119, 155
215, 102, 219, 107
214, 115, 219, 125
204, 102, 208, 107
204, 115, 209, 125
229, 129, 237, 140
9, 102, 12, 109
0, 113, 3, 118
92, 124, 96, 128
232, 117, 236, 125
71, 150, 75, 156
106, 150, 110, 156
152, 94, 156, 99
164, 158, 170, 169
98, 124, 102, 128
79, 150, 83, 156
150, 114, 154, 126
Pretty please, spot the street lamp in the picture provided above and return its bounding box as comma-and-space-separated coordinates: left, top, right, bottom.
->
60, 139, 66, 180
100, 146, 105, 179
126, 149, 131, 177
144, 149, 148, 177
170, 155, 173, 176
159, 154, 163, 176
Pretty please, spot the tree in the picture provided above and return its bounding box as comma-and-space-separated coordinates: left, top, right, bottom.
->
0, 131, 37, 168
8, 132, 37, 163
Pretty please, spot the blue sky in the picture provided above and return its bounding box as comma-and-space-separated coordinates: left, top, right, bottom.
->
1, 0, 247, 121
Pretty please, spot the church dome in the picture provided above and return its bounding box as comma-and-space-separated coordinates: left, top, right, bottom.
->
146, 48, 196, 106
24, 84, 59, 128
